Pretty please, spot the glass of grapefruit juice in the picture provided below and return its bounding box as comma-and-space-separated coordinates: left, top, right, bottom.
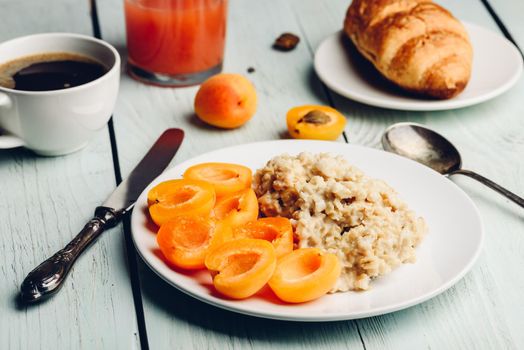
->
124, 0, 227, 86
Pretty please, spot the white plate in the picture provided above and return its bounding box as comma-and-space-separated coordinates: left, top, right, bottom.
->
131, 140, 484, 321
314, 22, 523, 111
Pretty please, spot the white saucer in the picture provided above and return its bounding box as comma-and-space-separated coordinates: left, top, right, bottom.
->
314, 22, 523, 111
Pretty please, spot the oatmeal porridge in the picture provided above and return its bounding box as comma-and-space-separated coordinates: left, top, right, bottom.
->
253, 152, 427, 291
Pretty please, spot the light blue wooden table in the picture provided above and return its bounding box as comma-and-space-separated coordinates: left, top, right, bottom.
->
1, 0, 523, 349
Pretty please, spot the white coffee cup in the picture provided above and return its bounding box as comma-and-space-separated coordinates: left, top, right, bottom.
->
0, 33, 120, 156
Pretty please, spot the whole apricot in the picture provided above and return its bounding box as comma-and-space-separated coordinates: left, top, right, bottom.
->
194, 73, 257, 129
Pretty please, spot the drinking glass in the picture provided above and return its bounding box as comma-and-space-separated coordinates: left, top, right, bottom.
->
124, 0, 228, 86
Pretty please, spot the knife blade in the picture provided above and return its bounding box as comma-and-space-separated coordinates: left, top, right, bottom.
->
20, 128, 184, 303
103, 128, 184, 210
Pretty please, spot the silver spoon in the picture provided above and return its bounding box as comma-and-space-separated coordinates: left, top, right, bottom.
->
382, 122, 524, 208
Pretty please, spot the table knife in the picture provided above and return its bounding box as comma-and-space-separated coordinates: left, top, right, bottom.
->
20, 128, 184, 303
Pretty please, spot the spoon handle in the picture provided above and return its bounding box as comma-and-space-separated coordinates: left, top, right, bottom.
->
449, 169, 524, 208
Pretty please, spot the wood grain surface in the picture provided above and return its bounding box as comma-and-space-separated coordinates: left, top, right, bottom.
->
294, 2, 524, 350
479, 0, 524, 53
94, 0, 524, 349
1, 0, 523, 349
0, 1, 139, 349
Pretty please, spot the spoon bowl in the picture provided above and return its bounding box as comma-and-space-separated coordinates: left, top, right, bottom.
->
382, 123, 462, 175
382, 122, 524, 208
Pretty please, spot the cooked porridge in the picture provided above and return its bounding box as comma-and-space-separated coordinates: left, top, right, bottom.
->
253, 152, 427, 291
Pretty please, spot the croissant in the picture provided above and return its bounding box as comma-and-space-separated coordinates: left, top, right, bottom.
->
344, 0, 473, 99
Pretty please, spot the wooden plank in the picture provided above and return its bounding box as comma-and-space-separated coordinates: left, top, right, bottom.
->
97, 0, 343, 168
96, 0, 524, 349
481, 0, 524, 49
95, 0, 364, 349
0, 1, 139, 349
292, 0, 524, 349
464, 2, 524, 348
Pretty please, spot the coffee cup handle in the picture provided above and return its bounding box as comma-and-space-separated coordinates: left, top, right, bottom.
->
0, 92, 25, 149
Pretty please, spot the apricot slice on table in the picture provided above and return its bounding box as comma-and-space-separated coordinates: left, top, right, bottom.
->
205, 238, 277, 299
287, 105, 346, 141
183, 162, 252, 197
213, 188, 259, 227
233, 217, 293, 258
194, 73, 257, 129
148, 179, 216, 226
157, 216, 232, 270
268, 248, 341, 303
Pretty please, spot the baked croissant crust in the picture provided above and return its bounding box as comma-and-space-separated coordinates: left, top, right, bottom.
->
344, 0, 473, 99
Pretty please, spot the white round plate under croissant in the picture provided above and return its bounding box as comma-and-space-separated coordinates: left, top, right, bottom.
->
314, 22, 523, 111
131, 140, 484, 321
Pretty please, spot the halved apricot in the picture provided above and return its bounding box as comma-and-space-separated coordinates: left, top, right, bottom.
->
148, 179, 216, 227
287, 105, 346, 141
213, 188, 258, 227
183, 163, 252, 197
157, 216, 232, 270
233, 217, 293, 258
268, 248, 341, 303
205, 238, 277, 299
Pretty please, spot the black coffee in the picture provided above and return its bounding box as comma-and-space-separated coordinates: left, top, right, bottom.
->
0, 52, 107, 91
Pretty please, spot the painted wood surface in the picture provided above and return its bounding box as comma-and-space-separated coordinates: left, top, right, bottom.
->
486, 0, 524, 47
2, 0, 523, 349
94, 0, 524, 349
0, 1, 139, 349
95, 0, 365, 348
293, 1, 524, 349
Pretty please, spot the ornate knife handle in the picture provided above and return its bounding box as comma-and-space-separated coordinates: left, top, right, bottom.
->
20, 207, 123, 303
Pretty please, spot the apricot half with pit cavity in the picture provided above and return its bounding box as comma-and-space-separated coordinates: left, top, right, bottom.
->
268, 248, 341, 303
147, 179, 216, 227
205, 238, 277, 299
233, 217, 293, 258
183, 162, 252, 197
287, 105, 346, 140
